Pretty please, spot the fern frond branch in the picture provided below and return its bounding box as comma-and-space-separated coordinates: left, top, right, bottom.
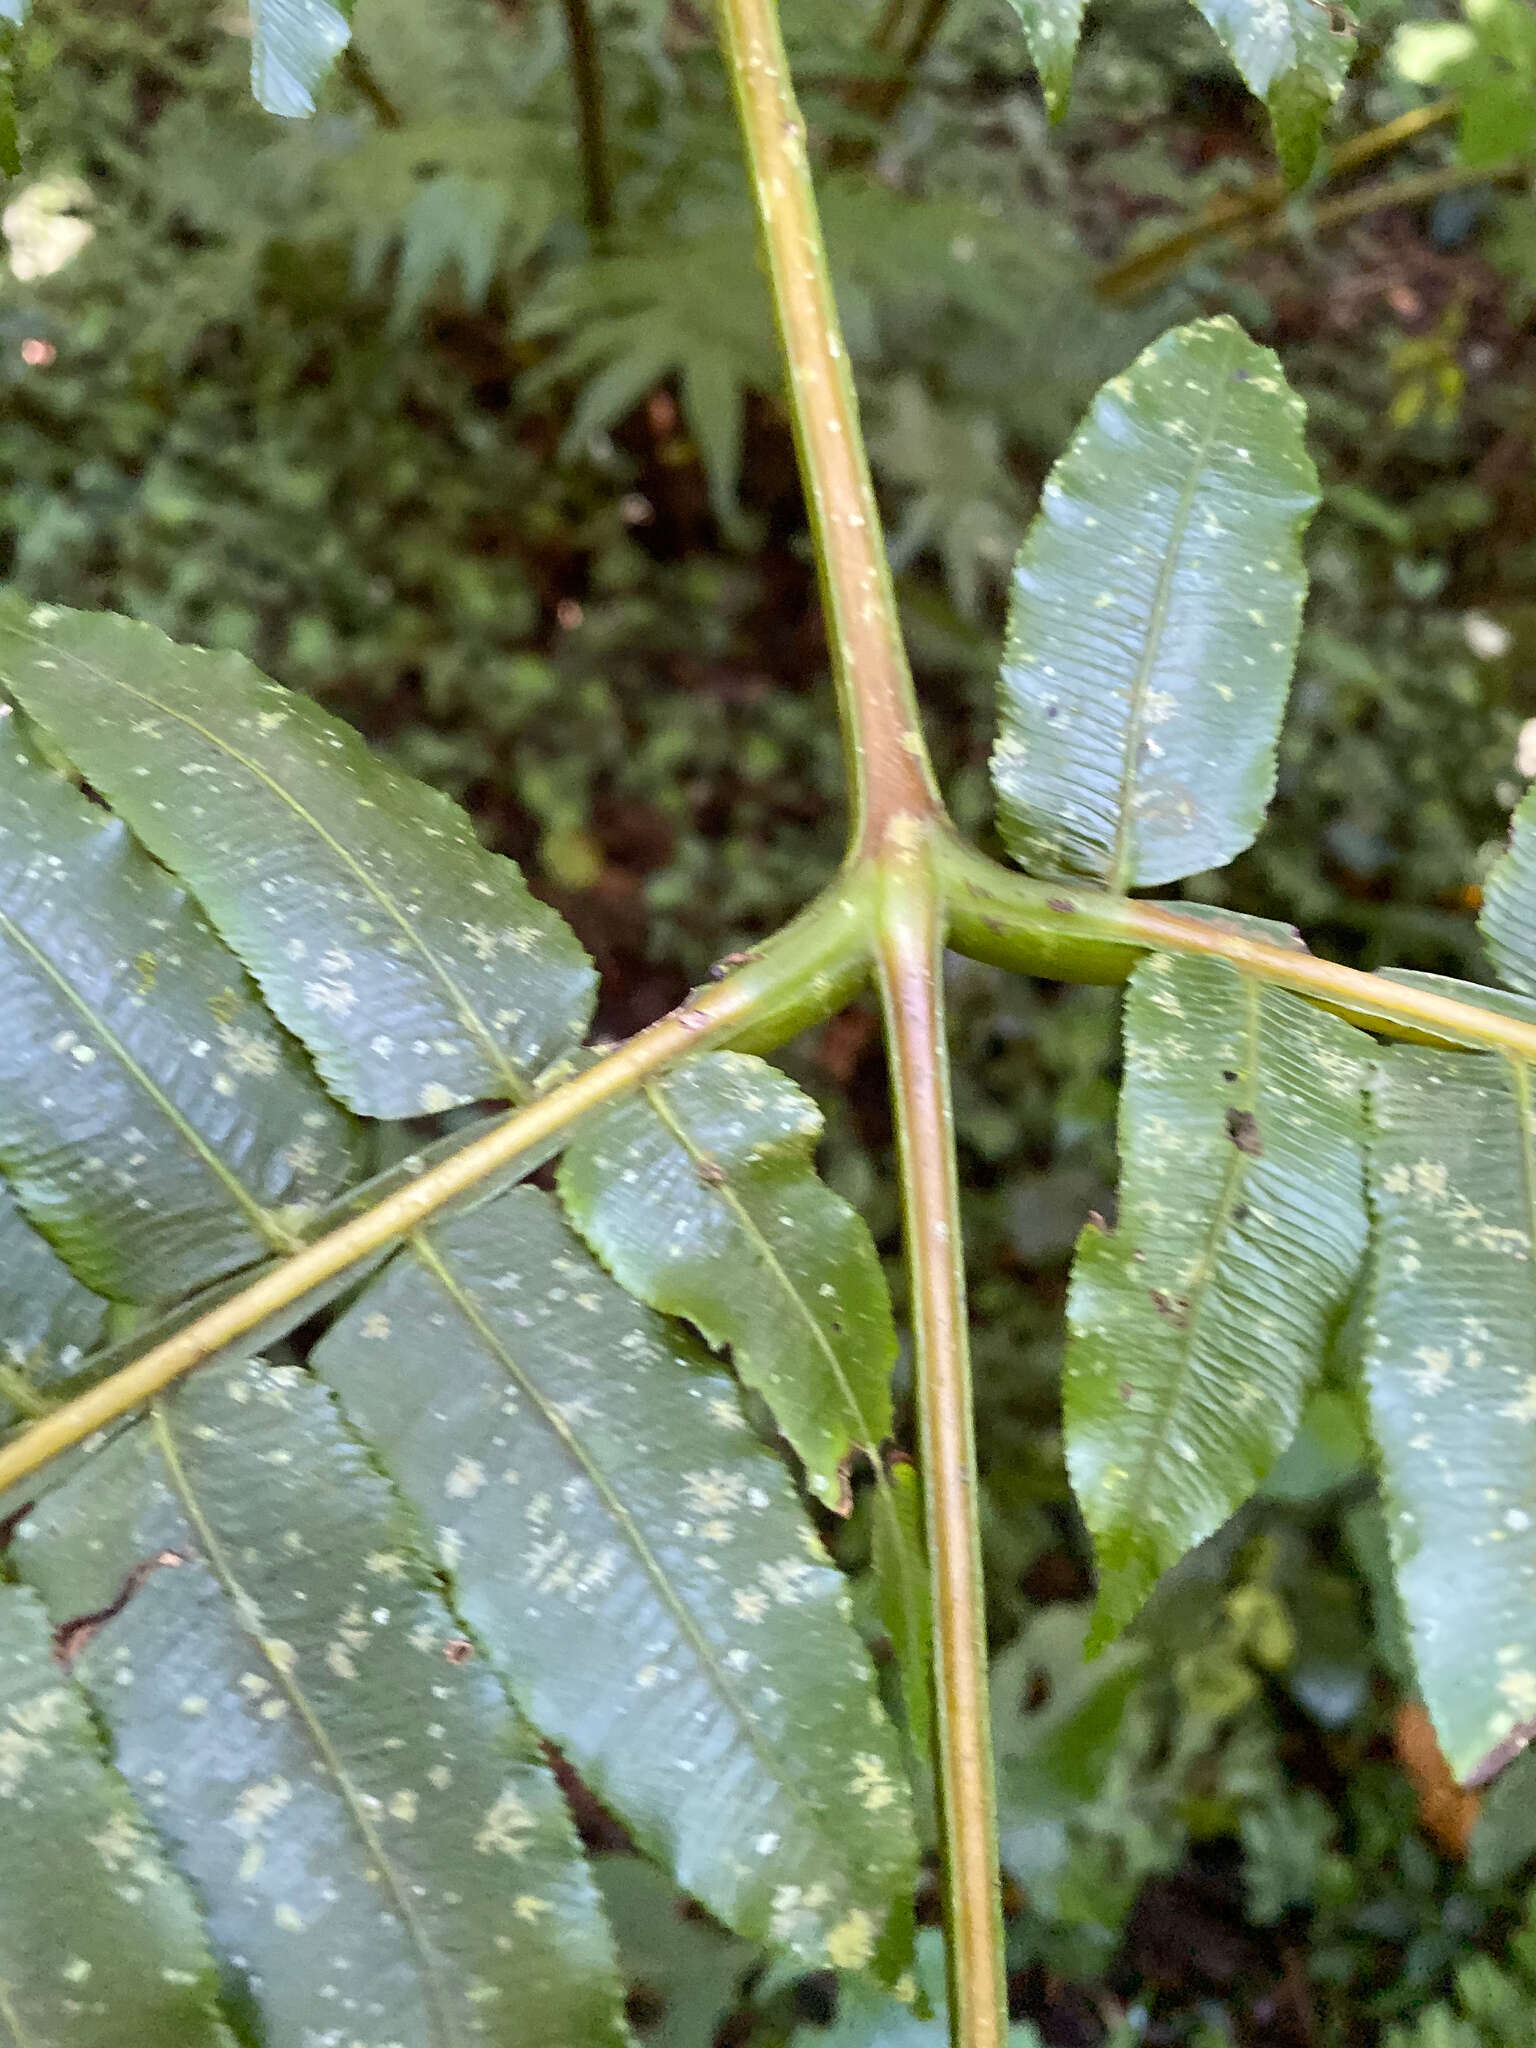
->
877, 843, 1007, 2048
0, 878, 873, 1499
1096, 95, 1461, 302
717, 0, 942, 856
942, 837, 1536, 1057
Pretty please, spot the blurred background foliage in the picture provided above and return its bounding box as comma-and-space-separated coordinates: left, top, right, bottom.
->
5, 0, 1536, 2040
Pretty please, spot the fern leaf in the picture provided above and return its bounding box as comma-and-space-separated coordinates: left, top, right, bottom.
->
990, 319, 1318, 893
1365, 1043, 1536, 1784
0, 1183, 108, 1423
0, 1583, 238, 2047
521, 225, 777, 526
1066, 953, 1369, 1645
313, 118, 565, 325
314, 1187, 919, 1970
558, 1052, 897, 1511
12, 1359, 629, 2047
390, 173, 515, 323
0, 711, 363, 1300
1184, 0, 1357, 184
251, 0, 352, 119
0, 600, 595, 1118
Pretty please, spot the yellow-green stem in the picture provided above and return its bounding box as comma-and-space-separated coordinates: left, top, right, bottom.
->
716, 0, 942, 855
717, 3, 1005, 2034
877, 844, 1006, 2048
940, 837, 1536, 1058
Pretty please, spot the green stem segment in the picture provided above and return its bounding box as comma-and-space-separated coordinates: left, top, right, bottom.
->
560, 0, 614, 231
716, 5, 1003, 2032
939, 837, 1536, 1059
877, 846, 1007, 2048
716, 0, 942, 854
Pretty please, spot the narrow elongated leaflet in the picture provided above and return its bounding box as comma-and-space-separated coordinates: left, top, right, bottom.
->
1186, 0, 1356, 183
1004, 0, 1090, 118
1066, 952, 1369, 1645
11, 1359, 628, 2048
315, 1187, 918, 1971
1479, 791, 1536, 1004
991, 319, 1317, 892
558, 1051, 897, 1510
0, 1583, 237, 2047
0, 711, 361, 1301
0, 1182, 108, 1423
558, 1052, 932, 1782
0, 598, 596, 1118
1365, 1045, 1536, 1784
250, 0, 351, 117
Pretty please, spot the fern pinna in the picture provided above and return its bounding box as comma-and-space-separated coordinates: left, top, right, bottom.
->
0, 2, 1533, 2047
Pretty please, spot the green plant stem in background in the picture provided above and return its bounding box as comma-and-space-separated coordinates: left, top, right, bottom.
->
338, 42, 402, 128
877, 841, 1007, 2048
559, 0, 614, 232
1278, 156, 1527, 241
864, 0, 956, 125
1096, 94, 1461, 300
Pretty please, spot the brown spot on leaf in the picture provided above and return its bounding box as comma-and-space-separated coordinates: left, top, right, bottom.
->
1225, 1108, 1263, 1155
